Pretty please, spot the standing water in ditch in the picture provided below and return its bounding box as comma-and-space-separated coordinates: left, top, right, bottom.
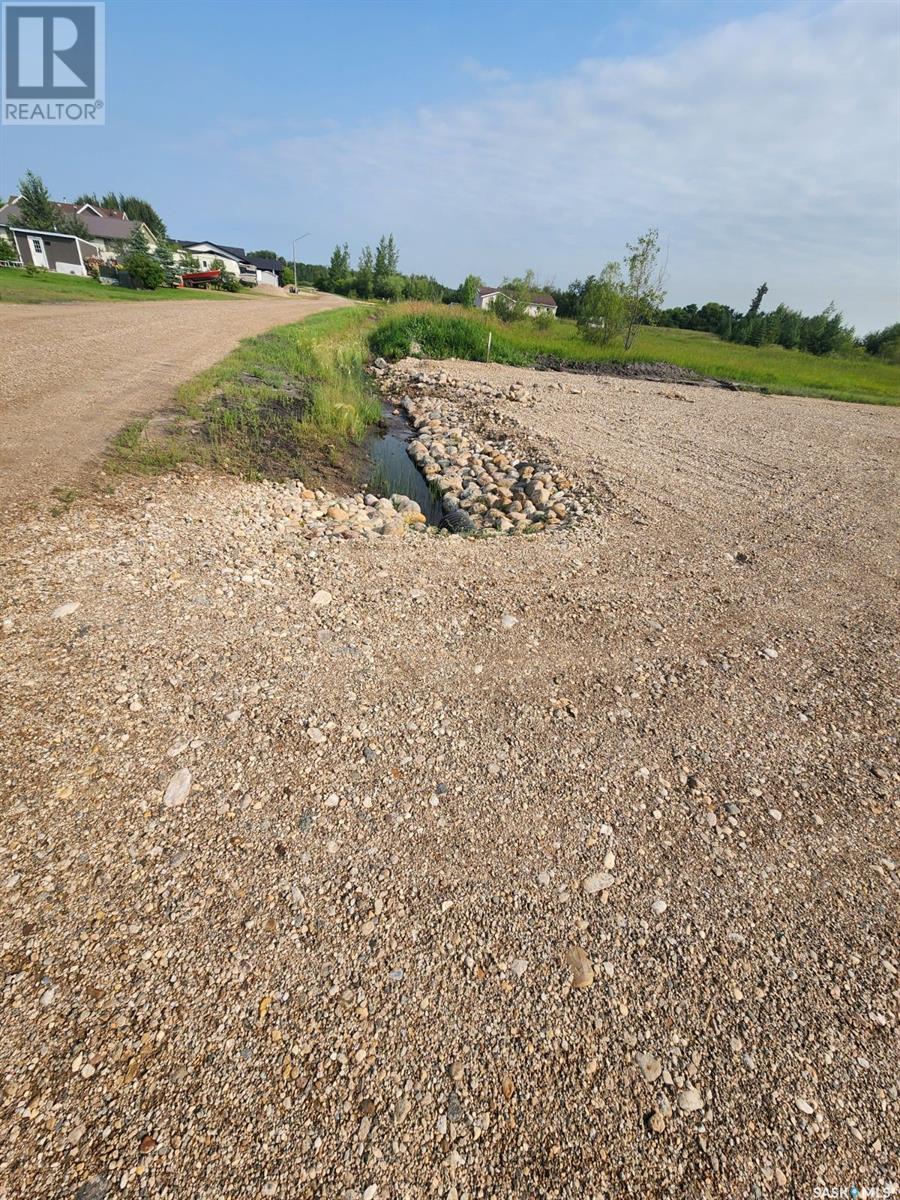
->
365, 402, 445, 526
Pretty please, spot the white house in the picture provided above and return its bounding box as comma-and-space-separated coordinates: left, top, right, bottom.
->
176, 241, 246, 278
176, 242, 284, 287
475, 285, 557, 317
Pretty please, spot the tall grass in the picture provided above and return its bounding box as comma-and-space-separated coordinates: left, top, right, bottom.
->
371, 303, 529, 366
370, 303, 900, 406
109, 307, 382, 480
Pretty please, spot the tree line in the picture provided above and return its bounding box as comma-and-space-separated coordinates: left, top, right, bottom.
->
655, 282, 859, 357
6, 170, 167, 244
650, 281, 897, 361
291, 235, 470, 303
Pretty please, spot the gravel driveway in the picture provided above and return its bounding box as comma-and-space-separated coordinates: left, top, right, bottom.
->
0, 362, 897, 1198
0, 293, 349, 512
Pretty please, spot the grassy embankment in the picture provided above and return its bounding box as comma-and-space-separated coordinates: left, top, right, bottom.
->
0, 266, 252, 303
370, 303, 900, 406
109, 307, 381, 484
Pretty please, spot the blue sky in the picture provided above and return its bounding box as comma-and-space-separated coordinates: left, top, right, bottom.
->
1, 0, 897, 331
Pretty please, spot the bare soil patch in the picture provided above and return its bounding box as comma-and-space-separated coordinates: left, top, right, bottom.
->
535, 352, 740, 389
0, 292, 350, 516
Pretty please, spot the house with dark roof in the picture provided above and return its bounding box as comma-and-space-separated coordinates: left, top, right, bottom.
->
475, 284, 557, 317
245, 254, 284, 288
175, 241, 248, 279
0, 198, 157, 261
177, 241, 284, 287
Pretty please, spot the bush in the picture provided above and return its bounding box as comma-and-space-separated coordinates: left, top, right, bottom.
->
0, 234, 17, 262
123, 251, 164, 290
221, 273, 241, 293
490, 293, 519, 323
369, 310, 529, 364
577, 266, 626, 345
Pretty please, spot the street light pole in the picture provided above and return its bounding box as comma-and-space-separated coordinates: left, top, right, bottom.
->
291, 233, 310, 292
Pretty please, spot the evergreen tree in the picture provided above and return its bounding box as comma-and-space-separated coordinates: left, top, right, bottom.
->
153, 240, 180, 286
125, 223, 150, 255
747, 282, 768, 318
17, 171, 60, 231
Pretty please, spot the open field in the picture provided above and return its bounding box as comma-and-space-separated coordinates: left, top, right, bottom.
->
0, 293, 350, 512
371, 304, 900, 405
0, 266, 256, 304
1, 348, 896, 1197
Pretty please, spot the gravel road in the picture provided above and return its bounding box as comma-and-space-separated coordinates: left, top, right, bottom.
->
0, 293, 349, 512
0, 361, 897, 1198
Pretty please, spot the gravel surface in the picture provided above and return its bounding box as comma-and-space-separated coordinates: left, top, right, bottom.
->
1, 360, 897, 1198
0, 293, 350, 514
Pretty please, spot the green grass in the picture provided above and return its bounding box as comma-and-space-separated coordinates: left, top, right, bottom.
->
370, 303, 900, 406
0, 266, 251, 303
49, 485, 78, 516
108, 306, 382, 482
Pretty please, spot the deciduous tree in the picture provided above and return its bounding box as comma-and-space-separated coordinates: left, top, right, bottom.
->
457, 273, 482, 307
577, 263, 626, 344
622, 229, 667, 349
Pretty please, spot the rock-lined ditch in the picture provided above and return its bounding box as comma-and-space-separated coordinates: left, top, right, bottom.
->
372, 360, 585, 534
254, 359, 587, 544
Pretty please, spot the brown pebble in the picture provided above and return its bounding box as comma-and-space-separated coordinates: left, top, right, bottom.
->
566, 945, 595, 989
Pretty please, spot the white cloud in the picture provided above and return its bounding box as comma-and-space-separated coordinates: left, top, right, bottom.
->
246, 0, 899, 330
459, 57, 512, 85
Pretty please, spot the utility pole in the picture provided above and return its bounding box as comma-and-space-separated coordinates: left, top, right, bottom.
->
291, 233, 310, 292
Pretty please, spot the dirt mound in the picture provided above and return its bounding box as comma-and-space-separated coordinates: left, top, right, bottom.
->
535, 353, 740, 390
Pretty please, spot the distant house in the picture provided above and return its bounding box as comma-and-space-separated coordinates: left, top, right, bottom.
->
245, 254, 284, 288
176, 240, 247, 278
0, 198, 157, 261
475, 285, 557, 317
9, 226, 100, 276
176, 242, 283, 287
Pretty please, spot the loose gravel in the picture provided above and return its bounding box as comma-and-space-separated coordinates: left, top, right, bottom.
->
0, 293, 350, 514
0, 359, 897, 1198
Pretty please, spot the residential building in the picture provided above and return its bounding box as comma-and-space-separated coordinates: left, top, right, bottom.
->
0, 198, 157, 261
175, 241, 247, 279
475, 285, 558, 317
177, 242, 284, 287
245, 255, 284, 287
